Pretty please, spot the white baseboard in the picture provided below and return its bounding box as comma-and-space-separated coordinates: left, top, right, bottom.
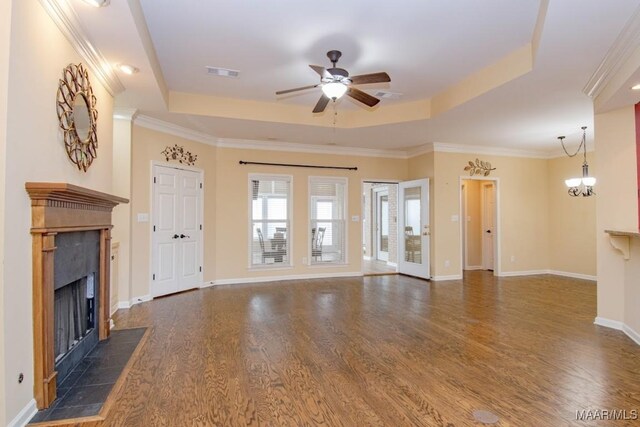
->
594, 317, 640, 345
363, 256, 372, 261
214, 272, 363, 286
117, 294, 152, 310
548, 270, 596, 281
498, 269, 596, 281
464, 265, 483, 271
431, 274, 463, 281
110, 303, 119, 316
386, 261, 398, 267
200, 280, 216, 289
110, 319, 115, 330
7, 398, 37, 427
498, 270, 548, 277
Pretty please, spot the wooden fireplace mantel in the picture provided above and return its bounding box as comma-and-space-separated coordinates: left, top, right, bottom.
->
26, 182, 128, 410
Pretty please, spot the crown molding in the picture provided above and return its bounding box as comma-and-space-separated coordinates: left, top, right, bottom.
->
38, 0, 124, 97
583, 5, 640, 98
217, 138, 409, 159
113, 108, 138, 121
406, 143, 435, 158
134, 115, 218, 146
430, 142, 551, 159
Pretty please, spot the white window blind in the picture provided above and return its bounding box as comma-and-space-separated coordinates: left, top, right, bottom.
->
309, 177, 347, 264
249, 175, 291, 267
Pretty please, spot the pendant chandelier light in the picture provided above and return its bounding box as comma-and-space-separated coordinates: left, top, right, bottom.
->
557, 126, 595, 197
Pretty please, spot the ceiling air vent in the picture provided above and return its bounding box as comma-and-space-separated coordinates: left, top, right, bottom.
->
373, 90, 402, 99
205, 66, 240, 78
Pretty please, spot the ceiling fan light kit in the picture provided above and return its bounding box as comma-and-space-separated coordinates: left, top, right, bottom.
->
276, 50, 391, 113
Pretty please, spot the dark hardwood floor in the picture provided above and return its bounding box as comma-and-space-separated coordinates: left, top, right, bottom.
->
106, 272, 640, 426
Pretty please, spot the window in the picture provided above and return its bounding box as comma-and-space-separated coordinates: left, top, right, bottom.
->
309, 177, 347, 264
249, 175, 292, 267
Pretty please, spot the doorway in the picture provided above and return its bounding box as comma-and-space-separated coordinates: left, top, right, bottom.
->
151, 163, 204, 297
362, 182, 398, 275
460, 178, 499, 274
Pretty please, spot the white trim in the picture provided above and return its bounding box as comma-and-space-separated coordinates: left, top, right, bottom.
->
464, 266, 484, 271
431, 142, 550, 159
431, 274, 463, 281
110, 319, 115, 330
386, 261, 398, 267
200, 281, 216, 289
113, 108, 138, 121
135, 115, 218, 146
110, 302, 119, 316
363, 255, 372, 261
623, 324, 640, 345
498, 270, 549, 277
129, 294, 152, 306
406, 143, 434, 158
7, 398, 37, 427
213, 272, 363, 286
219, 137, 408, 159
583, 5, 640, 98
547, 270, 596, 281
37, 0, 124, 96
594, 316, 624, 330
117, 300, 131, 310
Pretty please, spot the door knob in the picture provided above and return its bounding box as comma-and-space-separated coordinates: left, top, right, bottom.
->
180, 234, 190, 239
172, 234, 180, 239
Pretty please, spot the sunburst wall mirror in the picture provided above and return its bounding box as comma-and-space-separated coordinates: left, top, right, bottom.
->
56, 63, 98, 172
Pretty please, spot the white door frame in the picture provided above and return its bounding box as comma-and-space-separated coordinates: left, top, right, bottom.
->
373, 186, 389, 262
458, 176, 500, 277
150, 161, 205, 297
360, 179, 399, 274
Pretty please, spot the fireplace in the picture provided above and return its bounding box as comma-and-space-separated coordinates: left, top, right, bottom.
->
26, 183, 128, 409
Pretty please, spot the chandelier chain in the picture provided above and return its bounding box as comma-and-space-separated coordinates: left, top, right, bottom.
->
558, 126, 587, 159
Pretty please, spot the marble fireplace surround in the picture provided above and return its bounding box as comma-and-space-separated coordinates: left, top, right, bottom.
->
26, 183, 128, 410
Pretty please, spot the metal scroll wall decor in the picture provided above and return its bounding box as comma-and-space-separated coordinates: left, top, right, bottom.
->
161, 144, 198, 166
464, 158, 496, 176
56, 63, 99, 172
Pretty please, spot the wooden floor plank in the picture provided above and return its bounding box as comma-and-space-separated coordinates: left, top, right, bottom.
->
104, 272, 640, 426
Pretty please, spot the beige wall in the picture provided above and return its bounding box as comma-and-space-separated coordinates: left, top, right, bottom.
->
0, 0, 12, 422
215, 147, 408, 281
595, 106, 638, 328
1, 0, 114, 422
463, 179, 483, 268
425, 152, 550, 278
547, 155, 597, 276
112, 118, 134, 307
130, 125, 217, 297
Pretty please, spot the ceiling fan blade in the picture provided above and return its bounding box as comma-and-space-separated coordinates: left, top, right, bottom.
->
347, 87, 380, 107
309, 65, 333, 80
312, 94, 331, 113
276, 84, 319, 95
349, 72, 391, 85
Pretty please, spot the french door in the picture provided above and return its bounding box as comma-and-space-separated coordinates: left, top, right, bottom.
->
152, 164, 203, 297
398, 179, 430, 279
375, 188, 389, 261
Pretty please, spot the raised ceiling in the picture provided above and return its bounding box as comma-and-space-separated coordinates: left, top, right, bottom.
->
68, 0, 640, 153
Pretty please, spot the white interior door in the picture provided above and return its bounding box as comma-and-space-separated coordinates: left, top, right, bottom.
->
482, 183, 495, 270
398, 179, 430, 279
152, 165, 203, 297
375, 189, 389, 261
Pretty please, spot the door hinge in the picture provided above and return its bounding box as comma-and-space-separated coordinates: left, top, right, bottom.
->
199, 266, 202, 272
199, 182, 203, 189
153, 177, 156, 184
199, 224, 202, 230
153, 225, 156, 232
153, 274, 156, 280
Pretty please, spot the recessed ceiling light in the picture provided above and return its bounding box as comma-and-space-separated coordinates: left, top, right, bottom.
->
82, 0, 110, 7
632, 84, 640, 90
117, 64, 139, 75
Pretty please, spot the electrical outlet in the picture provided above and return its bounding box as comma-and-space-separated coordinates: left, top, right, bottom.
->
445, 260, 450, 268
510, 255, 516, 262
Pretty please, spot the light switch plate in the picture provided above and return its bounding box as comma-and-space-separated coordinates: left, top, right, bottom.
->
451, 214, 459, 222
137, 213, 149, 222
352, 215, 360, 222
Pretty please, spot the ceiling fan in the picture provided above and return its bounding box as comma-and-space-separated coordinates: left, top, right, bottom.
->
276, 50, 391, 113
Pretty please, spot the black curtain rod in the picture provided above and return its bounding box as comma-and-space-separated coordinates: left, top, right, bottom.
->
239, 160, 357, 171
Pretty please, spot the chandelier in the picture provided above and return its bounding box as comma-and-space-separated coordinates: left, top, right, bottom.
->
557, 126, 595, 197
